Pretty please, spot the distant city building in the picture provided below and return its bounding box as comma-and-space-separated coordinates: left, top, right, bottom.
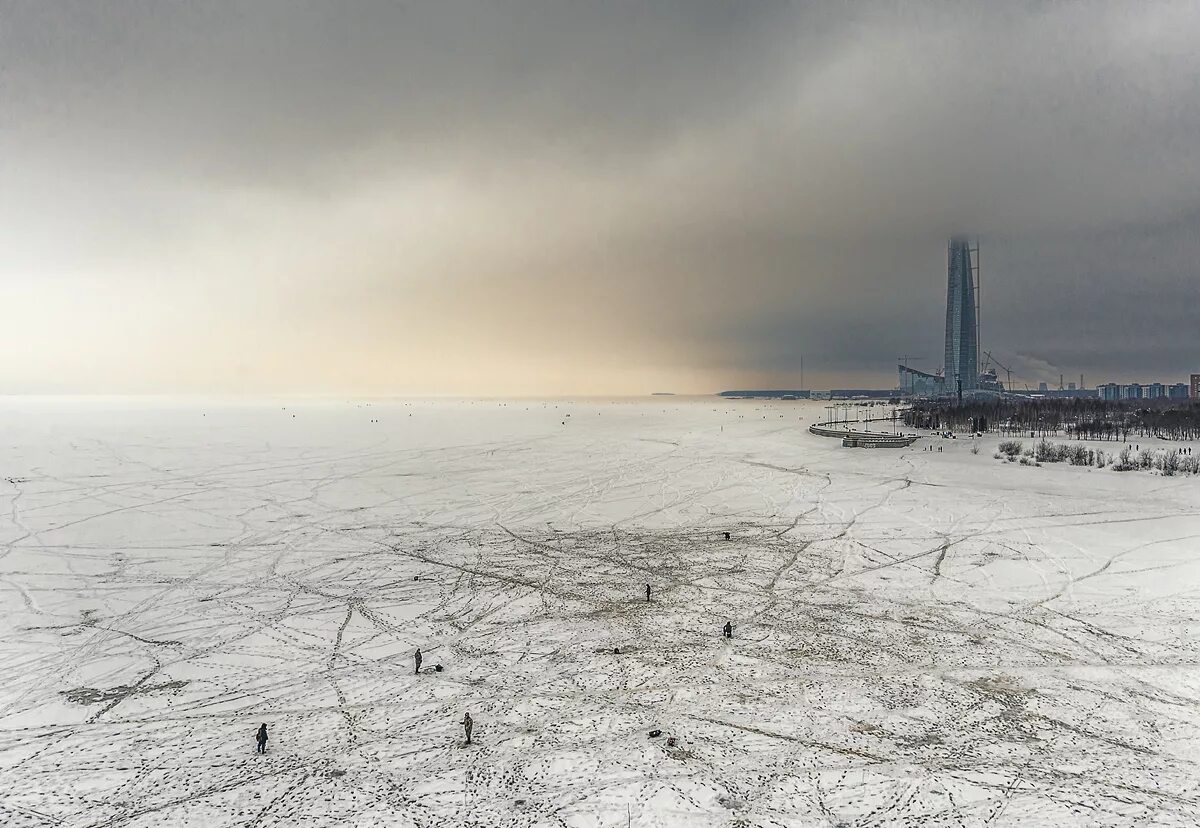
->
1097, 381, 1193, 402
1192, 374, 1200, 399
1038, 382, 1049, 393
944, 237, 978, 395
977, 367, 1004, 393
898, 364, 945, 397
1033, 388, 1098, 399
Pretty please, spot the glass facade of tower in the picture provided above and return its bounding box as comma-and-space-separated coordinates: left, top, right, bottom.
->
944, 237, 978, 394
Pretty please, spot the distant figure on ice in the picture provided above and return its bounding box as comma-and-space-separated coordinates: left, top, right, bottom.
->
645, 583, 651, 602
414, 647, 422, 675
255, 723, 268, 754
462, 712, 474, 745
724, 532, 730, 540
723, 621, 733, 639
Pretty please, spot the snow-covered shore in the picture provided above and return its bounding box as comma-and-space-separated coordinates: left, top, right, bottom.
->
2, 398, 1198, 827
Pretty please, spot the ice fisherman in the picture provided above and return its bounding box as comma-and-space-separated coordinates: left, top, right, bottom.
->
645, 583, 651, 602
414, 647, 422, 675
255, 723, 268, 754
462, 712, 474, 745
723, 621, 733, 639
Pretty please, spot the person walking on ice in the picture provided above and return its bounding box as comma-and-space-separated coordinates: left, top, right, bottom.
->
723, 621, 733, 639
414, 647, 422, 675
645, 583, 651, 602
462, 712, 473, 745
255, 723, 268, 754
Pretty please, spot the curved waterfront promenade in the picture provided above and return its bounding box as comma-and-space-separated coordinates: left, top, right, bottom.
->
808, 414, 920, 447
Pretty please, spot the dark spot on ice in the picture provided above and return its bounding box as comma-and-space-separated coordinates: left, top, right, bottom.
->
61, 680, 189, 705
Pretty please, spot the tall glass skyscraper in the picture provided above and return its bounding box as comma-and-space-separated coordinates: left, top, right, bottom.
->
944, 237, 978, 395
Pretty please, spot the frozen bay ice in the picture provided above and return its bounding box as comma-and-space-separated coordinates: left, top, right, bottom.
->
1, 398, 1198, 827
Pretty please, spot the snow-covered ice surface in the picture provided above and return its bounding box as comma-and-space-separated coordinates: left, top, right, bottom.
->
1, 397, 1198, 827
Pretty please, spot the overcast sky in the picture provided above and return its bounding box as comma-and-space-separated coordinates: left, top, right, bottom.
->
2, 1, 1197, 395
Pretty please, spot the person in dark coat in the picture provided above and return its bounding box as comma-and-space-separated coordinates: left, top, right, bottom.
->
723, 621, 733, 639
645, 583, 651, 602
414, 647, 423, 675
255, 723, 268, 754
462, 712, 473, 745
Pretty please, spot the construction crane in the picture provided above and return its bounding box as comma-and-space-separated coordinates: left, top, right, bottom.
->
982, 350, 1014, 392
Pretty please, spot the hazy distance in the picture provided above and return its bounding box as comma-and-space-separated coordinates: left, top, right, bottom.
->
2, 1, 1198, 395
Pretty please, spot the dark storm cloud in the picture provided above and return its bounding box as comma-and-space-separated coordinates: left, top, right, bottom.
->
2, 1, 1198, 393
3, 0, 804, 180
